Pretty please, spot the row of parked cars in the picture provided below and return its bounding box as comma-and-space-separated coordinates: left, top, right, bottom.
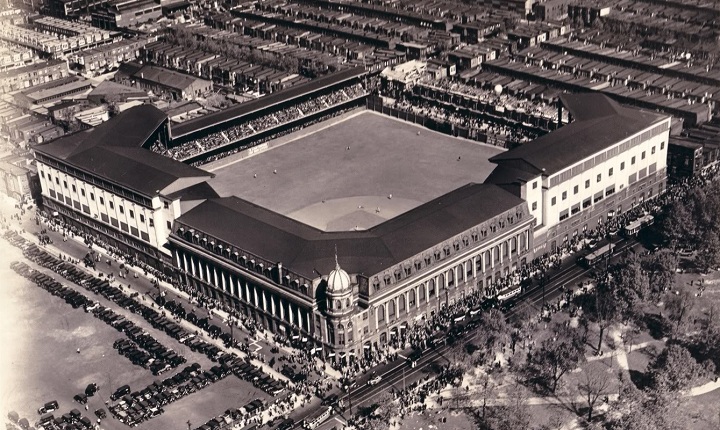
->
193, 398, 265, 430
6, 230, 288, 427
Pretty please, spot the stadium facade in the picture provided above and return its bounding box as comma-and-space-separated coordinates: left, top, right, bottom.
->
33, 82, 670, 356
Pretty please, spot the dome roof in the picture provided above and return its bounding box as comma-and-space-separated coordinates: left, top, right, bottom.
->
327, 258, 351, 294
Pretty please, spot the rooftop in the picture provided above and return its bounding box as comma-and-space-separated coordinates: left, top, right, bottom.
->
177, 182, 526, 278
489, 93, 668, 176
207, 111, 504, 231
35, 105, 212, 197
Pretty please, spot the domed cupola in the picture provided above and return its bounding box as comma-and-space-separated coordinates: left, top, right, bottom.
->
325, 252, 354, 315
327, 259, 351, 294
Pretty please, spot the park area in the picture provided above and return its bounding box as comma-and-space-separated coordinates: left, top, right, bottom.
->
206, 110, 504, 231
0, 242, 269, 430
389, 248, 720, 430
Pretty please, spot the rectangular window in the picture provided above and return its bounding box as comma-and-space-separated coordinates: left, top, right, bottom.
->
559, 210, 569, 221
140, 214, 145, 223
130, 226, 139, 237
571, 204, 580, 215
651, 146, 655, 155
119, 206, 124, 214
167, 221, 171, 229
82, 204, 90, 214
606, 186, 615, 196
41, 171, 45, 178
597, 173, 602, 183
583, 198, 591, 209
80, 188, 85, 197
90, 192, 94, 201
109, 201, 114, 209
129, 210, 134, 219
164, 201, 169, 209
49, 189, 56, 198
551, 196, 556, 206
149, 218, 154, 227
585, 179, 590, 189
609, 167, 613, 176
55, 177, 59, 185
562, 191, 567, 200
140, 231, 150, 241
594, 191, 603, 203
574, 185, 579, 194
63, 180, 67, 189
642, 151, 646, 160
621, 162, 625, 170
661, 141, 665, 150
631, 156, 636, 165
120, 222, 128, 232
100, 196, 104, 205
533, 181, 538, 189
72, 184, 76, 193
531, 202, 537, 210
101, 213, 109, 222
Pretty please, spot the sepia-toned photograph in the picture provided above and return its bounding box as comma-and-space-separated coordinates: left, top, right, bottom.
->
1, 0, 720, 429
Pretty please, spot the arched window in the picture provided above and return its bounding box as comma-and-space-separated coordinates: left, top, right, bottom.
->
377, 304, 385, 322
447, 269, 454, 286
388, 300, 396, 318
457, 264, 464, 281
346, 298, 351, 308
398, 296, 405, 313
419, 285, 426, 302
409, 289, 416, 308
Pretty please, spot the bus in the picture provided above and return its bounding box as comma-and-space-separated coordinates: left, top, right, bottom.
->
577, 243, 613, 268
303, 406, 332, 429
623, 214, 654, 236
497, 285, 522, 302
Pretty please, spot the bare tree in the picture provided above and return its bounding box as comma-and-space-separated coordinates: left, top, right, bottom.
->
577, 368, 611, 421
477, 373, 496, 421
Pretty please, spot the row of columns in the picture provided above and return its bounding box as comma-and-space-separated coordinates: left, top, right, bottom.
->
174, 248, 311, 334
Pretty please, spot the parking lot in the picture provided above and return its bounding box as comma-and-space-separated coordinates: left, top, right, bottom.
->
1, 243, 272, 430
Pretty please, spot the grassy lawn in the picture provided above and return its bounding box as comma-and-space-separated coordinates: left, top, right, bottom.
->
399, 408, 476, 430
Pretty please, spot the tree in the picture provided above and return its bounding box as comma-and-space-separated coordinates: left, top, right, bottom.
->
695, 231, 720, 273
577, 368, 611, 421
647, 344, 708, 394
475, 309, 512, 361
476, 373, 496, 421
664, 286, 696, 333
526, 324, 586, 393
660, 201, 695, 250
641, 250, 677, 296
585, 279, 621, 352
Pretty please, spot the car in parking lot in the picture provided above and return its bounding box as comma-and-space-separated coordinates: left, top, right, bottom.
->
37, 400, 59, 414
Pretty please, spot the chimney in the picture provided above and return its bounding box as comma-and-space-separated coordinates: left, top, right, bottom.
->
557, 99, 563, 128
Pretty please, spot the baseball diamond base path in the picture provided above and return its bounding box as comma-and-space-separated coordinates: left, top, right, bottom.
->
208, 109, 505, 232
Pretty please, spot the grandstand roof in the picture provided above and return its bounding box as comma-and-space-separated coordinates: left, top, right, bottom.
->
176, 183, 527, 278
489, 93, 668, 176
36, 105, 212, 197
171, 67, 365, 139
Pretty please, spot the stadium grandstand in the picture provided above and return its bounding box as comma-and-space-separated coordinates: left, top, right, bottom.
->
155, 67, 368, 164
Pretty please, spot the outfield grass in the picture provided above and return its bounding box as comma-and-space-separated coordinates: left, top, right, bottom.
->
208, 110, 505, 231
